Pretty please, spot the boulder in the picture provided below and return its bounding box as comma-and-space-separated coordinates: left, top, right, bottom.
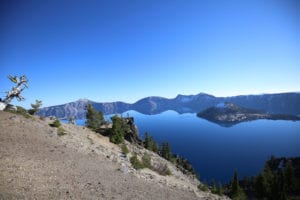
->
0, 102, 7, 111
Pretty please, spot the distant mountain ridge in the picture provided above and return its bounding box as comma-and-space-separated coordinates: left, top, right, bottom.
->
37, 92, 300, 119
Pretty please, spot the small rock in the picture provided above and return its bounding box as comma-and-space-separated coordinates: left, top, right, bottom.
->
119, 165, 129, 174
9, 116, 19, 121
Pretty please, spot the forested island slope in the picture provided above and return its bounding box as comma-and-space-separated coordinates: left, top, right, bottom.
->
197, 102, 300, 127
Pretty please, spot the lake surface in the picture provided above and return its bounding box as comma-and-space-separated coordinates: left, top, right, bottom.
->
70, 110, 300, 183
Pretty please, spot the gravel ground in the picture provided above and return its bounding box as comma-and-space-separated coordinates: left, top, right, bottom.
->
0, 111, 228, 200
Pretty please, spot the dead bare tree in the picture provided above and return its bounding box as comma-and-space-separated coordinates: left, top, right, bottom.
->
2, 75, 28, 104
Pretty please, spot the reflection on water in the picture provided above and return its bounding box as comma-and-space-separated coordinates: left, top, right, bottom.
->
69, 110, 300, 183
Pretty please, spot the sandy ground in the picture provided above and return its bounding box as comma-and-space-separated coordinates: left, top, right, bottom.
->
0, 111, 228, 200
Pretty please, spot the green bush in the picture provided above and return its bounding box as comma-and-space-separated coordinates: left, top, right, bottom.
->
5, 105, 31, 118
142, 153, 151, 168
39, 116, 46, 121
230, 170, 247, 200
28, 109, 35, 115
198, 183, 209, 192
216, 182, 223, 196
49, 119, 61, 127
121, 143, 129, 155
29, 100, 42, 115
153, 163, 172, 176
57, 126, 66, 136
86, 104, 104, 130
130, 153, 144, 170
110, 132, 124, 144
87, 136, 94, 144
109, 115, 125, 144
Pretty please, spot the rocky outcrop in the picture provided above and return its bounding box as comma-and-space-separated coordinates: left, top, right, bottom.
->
122, 117, 142, 144
0, 102, 7, 111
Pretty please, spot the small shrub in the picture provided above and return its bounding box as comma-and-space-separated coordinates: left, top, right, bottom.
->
39, 116, 46, 121
68, 117, 75, 124
57, 126, 66, 136
130, 153, 144, 170
153, 163, 172, 176
17, 106, 31, 118
109, 115, 124, 144
5, 105, 31, 118
87, 135, 94, 144
216, 182, 224, 196
28, 109, 35, 115
198, 183, 209, 192
110, 132, 124, 144
121, 143, 129, 155
49, 119, 61, 127
86, 104, 104, 130
210, 179, 217, 194
29, 100, 42, 115
142, 153, 151, 168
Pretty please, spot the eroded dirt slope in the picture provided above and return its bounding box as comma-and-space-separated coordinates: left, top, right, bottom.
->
0, 111, 227, 200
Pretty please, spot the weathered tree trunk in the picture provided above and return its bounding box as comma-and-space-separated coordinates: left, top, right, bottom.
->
1, 75, 28, 110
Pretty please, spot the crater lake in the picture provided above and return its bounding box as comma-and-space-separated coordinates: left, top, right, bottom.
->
70, 110, 300, 183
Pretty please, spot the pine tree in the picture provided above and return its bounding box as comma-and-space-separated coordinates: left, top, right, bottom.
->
210, 179, 217, 193
68, 117, 75, 124
29, 99, 42, 115
284, 160, 296, 193
160, 142, 166, 159
263, 164, 274, 198
217, 182, 223, 196
144, 132, 152, 150
161, 142, 173, 161
152, 137, 159, 153
110, 115, 124, 144
121, 143, 129, 155
130, 153, 144, 170
142, 153, 151, 168
232, 170, 239, 194
86, 104, 104, 130
254, 173, 267, 198
231, 170, 247, 200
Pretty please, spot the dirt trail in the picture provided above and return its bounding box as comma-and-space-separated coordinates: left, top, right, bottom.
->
0, 111, 228, 200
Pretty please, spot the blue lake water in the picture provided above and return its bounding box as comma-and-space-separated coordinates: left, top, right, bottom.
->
69, 110, 300, 183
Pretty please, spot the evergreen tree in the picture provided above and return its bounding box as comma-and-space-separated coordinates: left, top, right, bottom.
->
210, 179, 217, 194
49, 119, 61, 127
142, 153, 151, 168
68, 117, 75, 124
121, 143, 129, 155
230, 170, 247, 200
254, 173, 267, 198
276, 171, 288, 200
161, 142, 173, 161
29, 99, 42, 115
130, 153, 144, 170
86, 104, 104, 130
110, 115, 124, 144
151, 137, 159, 153
284, 160, 296, 193
232, 170, 239, 195
144, 132, 152, 150
217, 182, 223, 196
263, 164, 274, 198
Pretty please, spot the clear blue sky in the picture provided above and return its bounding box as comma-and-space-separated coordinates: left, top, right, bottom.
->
1, 0, 299, 108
